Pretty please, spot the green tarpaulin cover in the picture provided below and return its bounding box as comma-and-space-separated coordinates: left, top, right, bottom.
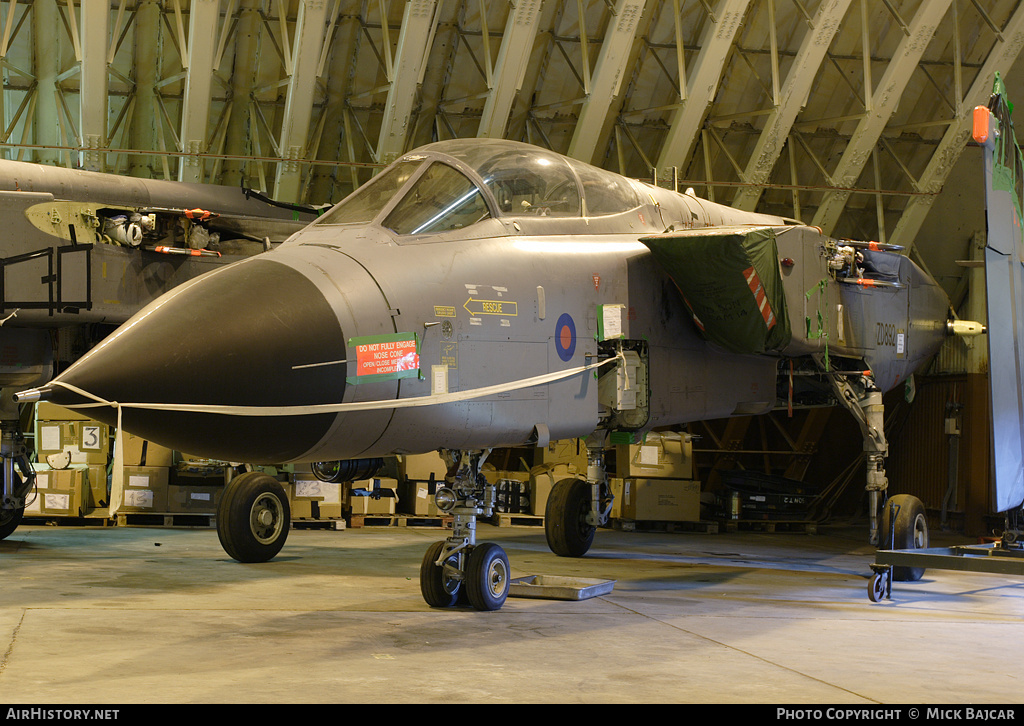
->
642, 227, 791, 355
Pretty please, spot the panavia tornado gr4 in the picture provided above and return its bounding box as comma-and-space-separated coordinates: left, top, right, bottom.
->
14, 138, 984, 611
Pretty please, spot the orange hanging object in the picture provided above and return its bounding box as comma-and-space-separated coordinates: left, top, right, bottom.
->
973, 106, 990, 144
184, 208, 218, 221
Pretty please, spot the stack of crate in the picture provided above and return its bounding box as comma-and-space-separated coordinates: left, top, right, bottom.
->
114, 432, 176, 516
29, 401, 226, 520
397, 452, 447, 517
395, 441, 594, 521
29, 402, 111, 517
288, 465, 345, 521
609, 431, 701, 524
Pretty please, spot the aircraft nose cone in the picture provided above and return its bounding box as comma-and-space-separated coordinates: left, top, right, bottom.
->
46, 257, 345, 462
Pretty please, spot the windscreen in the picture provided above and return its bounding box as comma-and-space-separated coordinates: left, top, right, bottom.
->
316, 159, 424, 225
383, 162, 490, 235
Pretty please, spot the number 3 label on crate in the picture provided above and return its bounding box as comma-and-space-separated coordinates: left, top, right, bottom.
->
81, 425, 102, 450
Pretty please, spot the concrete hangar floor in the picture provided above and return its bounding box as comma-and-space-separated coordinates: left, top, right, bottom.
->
1, 519, 1022, 704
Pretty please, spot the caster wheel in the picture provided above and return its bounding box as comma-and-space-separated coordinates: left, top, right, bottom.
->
868, 571, 889, 602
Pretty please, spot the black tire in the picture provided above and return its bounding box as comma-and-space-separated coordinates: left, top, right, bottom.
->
0, 506, 23, 541
464, 542, 510, 611
545, 477, 595, 557
420, 540, 461, 608
880, 494, 928, 581
217, 471, 290, 563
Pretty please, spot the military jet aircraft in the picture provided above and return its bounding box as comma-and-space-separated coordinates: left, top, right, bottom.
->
0, 159, 321, 544
13, 135, 985, 611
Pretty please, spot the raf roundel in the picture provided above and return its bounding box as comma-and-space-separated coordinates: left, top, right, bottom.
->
555, 313, 576, 362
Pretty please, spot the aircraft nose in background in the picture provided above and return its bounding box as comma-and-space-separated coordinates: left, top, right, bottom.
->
42, 257, 348, 463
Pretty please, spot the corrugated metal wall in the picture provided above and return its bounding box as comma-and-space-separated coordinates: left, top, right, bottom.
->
886, 374, 992, 534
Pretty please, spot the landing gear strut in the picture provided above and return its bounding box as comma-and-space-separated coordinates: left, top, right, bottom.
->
0, 418, 35, 542
819, 359, 930, 589
420, 449, 511, 611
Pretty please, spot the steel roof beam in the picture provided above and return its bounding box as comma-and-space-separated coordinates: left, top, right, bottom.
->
478, 0, 543, 139
811, 0, 951, 234
376, 0, 439, 165
729, 0, 852, 211
178, 0, 220, 183
274, 0, 332, 202
79, 0, 109, 171
655, 0, 752, 171
890, 2, 1024, 255
568, 0, 648, 165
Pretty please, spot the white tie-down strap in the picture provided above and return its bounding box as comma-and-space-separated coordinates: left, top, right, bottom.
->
45, 355, 618, 417
47, 355, 620, 514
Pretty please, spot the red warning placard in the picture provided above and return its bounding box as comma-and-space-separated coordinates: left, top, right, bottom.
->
348, 334, 420, 383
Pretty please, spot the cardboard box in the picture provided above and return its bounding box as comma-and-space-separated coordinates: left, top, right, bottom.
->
120, 432, 174, 467
398, 479, 441, 516
535, 439, 587, 473
167, 484, 223, 514
37, 402, 92, 421
290, 498, 314, 518
28, 464, 108, 514
347, 478, 399, 515
118, 466, 170, 513
86, 464, 108, 510
287, 498, 341, 520
36, 420, 109, 465
40, 485, 87, 517
614, 478, 701, 522
609, 477, 624, 519
289, 479, 343, 519
26, 465, 48, 514
615, 431, 693, 479
528, 463, 576, 516
39, 467, 89, 516
36, 421, 75, 456
399, 452, 448, 482
317, 502, 343, 519
290, 479, 342, 504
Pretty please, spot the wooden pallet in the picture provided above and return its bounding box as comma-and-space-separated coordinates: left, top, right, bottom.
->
115, 512, 215, 528
491, 512, 544, 528
347, 513, 453, 529
23, 514, 116, 528
613, 518, 719, 534
291, 517, 345, 531
721, 519, 818, 534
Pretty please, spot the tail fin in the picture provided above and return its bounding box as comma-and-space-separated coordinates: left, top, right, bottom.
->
974, 72, 1024, 513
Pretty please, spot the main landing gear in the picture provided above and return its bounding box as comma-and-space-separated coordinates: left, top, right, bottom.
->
868, 493, 930, 601
420, 449, 511, 611
545, 440, 613, 557
818, 358, 930, 599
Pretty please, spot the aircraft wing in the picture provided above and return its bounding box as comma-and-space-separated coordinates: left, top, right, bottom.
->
640, 225, 793, 356
0, 161, 319, 327
973, 73, 1024, 513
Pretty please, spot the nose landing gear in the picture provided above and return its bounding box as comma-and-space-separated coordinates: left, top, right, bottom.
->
419, 449, 511, 611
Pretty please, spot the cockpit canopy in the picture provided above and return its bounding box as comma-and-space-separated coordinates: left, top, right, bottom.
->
315, 139, 643, 235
